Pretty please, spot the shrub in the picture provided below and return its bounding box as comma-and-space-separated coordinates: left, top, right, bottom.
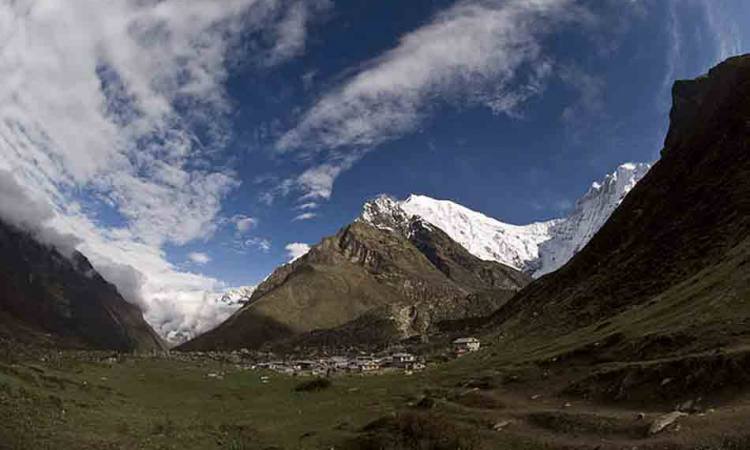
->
294, 377, 331, 392
355, 412, 479, 450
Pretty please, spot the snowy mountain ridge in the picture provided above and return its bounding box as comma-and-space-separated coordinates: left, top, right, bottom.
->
218, 285, 257, 307
360, 162, 651, 278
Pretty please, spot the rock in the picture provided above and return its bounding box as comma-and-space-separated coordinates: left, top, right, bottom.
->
530, 394, 542, 400
492, 420, 512, 431
678, 399, 695, 412
636, 412, 646, 421
562, 402, 572, 408
649, 412, 687, 435
416, 396, 435, 409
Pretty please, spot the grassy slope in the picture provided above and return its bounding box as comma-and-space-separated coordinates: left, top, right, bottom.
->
0, 352, 416, 450
0, 348, 552, 450
4, 349, 750, 450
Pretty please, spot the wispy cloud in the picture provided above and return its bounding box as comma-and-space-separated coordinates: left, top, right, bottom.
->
244, 237, 272, 253
262, 0, 332, 66
296, 156, 360, 200
559, 65, 605, 123
662, 0, 749, 100
188, 252, 212, 265
292, 212, 317, 222
700, 0, 745, 62
231, 215, 259, 234
276, 0, 580, 200
296, 202, 319, 210
0, 0, 324, 343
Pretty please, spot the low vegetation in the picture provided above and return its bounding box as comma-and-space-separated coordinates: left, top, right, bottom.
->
294, 377, 332, 392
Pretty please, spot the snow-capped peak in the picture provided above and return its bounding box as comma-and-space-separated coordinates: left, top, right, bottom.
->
531, 162, 651, 277
359, 194, 413, 232
400, 194, 557, 270
361, 162, 651, 278
218, 285, 257, 307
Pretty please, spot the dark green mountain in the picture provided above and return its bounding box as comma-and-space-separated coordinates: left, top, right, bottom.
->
474, 54, 750, 401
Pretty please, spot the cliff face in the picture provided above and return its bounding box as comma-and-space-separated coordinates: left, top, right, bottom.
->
0, 220, 164, 352
180, 212, 530, 352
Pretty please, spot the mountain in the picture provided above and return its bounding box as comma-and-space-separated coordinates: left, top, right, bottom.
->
179, 200, 530, 351
0, 219, 165, 352
531, 162, 651, 277
399, 162, 650, 277
479, 55, 750, 400
218, 285, 256, 307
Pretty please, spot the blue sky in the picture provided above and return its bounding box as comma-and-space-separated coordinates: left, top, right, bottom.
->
174, 0, 750, 287
0, 0, 748, 340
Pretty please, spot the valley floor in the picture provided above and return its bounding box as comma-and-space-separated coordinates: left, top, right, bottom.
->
2, 346, 750, 450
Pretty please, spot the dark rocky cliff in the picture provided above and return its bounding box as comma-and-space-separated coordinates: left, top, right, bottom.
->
0, 220, 165, 352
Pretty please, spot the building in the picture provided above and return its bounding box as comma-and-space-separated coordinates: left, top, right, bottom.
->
354, 355, 380, 372
391, 353, 416, 364
453, 337, 481, 355
389, 352, 417, 369
326, 356, 350, 371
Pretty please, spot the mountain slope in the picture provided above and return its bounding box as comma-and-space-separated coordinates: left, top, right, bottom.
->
399, 162, 650, 277
179, 204, 529, 351
0, 220, 165, 352
480, 55, 750, 379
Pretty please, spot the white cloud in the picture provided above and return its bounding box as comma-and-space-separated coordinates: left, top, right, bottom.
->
46, 208, 235, 345
263, 0, 332, 66
285, 242, 310, 262
296, 202, 319, 210
188, 252, 211, 265
296, 154, 361, 200
292, 212, 317, 221
0, 0, 323, 344
297, 164, 343, 200
277, 0, 579, 199
243, 237, 272, 253
232, 215, 259, 234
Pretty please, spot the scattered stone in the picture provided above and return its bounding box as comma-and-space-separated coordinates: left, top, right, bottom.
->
649, 412, 687, 435
660, 378, 673, 386
562, 402, 572, 408
678, 399, 695, 412
530, 394, 542, 400
636, 412, 646, 421
492, 420, 512, 431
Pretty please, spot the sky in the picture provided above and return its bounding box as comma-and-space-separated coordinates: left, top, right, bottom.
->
0, 0, 748, 343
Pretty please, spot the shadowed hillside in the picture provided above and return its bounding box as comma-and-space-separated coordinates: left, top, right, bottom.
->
0, 220, 164, 352
466, 54, 750, 400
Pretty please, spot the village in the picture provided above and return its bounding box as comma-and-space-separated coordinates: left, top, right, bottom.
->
175, 337, 483, 379
250, 336, 481, 377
